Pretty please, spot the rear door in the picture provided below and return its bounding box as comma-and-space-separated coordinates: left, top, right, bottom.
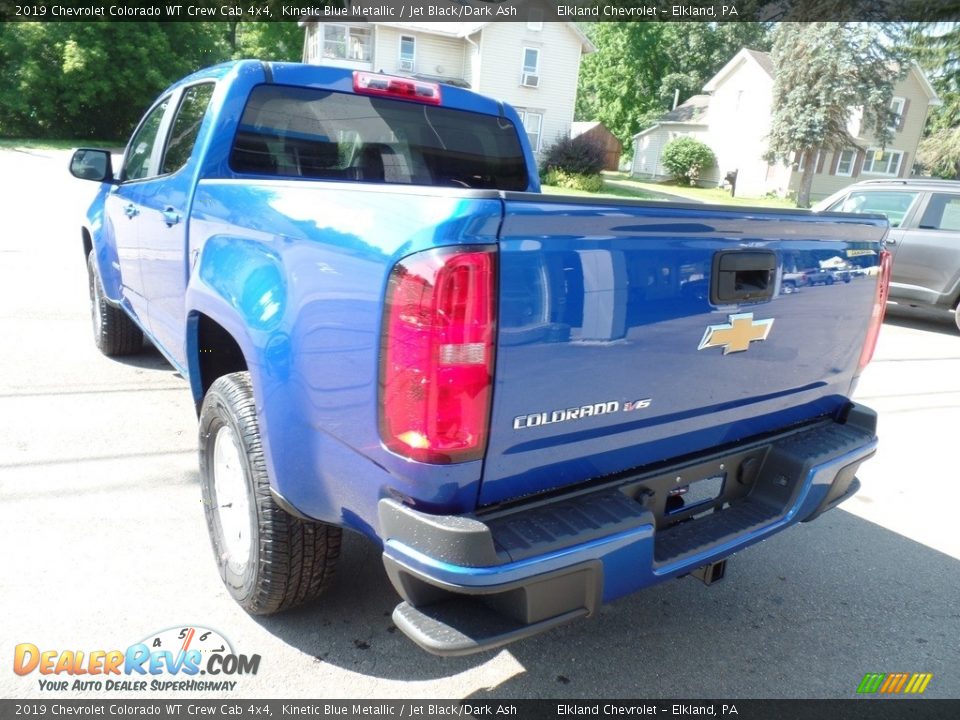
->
478, 196, 888, 507
138, 82, 216, 366
892, 191, 960, 305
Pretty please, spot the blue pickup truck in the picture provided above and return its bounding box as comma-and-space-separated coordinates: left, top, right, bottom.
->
70, 60, 891, 656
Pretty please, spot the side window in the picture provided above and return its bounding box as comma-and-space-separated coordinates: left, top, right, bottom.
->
919, 193, 960, 231
836, 190, 920, 228
161, 83, 216, 176
122, 97, 170, 182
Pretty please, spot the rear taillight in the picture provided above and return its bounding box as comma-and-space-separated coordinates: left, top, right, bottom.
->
379, 247, 496, 464
354, 72, 442, 105
857, 249, 892, 373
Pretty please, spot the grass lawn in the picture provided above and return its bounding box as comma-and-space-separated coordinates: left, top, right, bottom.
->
0, 138, 118, 151
541, 183, 662, 201
603, 172, 798, 209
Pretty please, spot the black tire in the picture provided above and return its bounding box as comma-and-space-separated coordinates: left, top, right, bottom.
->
199, 372, 341, 615
954, 304, 960, 334
87, 251, 142, 356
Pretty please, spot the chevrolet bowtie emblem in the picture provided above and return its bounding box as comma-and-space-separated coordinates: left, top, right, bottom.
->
698, 313, 774, 354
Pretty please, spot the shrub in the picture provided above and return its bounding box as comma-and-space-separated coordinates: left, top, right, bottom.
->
542, 134, 607, 176
541, 168, 604, 193
661, 137, 716, 186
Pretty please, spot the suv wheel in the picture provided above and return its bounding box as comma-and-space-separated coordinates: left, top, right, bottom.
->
199, 372, 341, 614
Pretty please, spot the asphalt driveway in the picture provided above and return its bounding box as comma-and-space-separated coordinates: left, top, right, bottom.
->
1, 148, 958, 701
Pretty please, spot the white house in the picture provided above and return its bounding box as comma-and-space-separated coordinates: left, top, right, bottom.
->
300, 21, 595, 158
632, 48, 941, 199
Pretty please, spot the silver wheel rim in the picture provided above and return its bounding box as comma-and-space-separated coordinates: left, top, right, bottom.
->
91, 273, 103, 338
213, 425, 252, 574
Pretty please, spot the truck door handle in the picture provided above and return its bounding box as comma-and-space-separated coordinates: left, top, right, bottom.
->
162, 207, 181, 226
123, 203, 139, 218
885, 237, 897, 246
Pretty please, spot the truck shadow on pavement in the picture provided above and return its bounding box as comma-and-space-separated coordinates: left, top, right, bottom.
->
884, 305, 959, 336
252, 509, 960, 697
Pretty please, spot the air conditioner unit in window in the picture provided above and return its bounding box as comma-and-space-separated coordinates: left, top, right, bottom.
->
399, 59, 414, 72
521, 73, 540, 88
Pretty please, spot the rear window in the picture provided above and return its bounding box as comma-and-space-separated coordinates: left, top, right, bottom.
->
828, 190, 920, 228
230, 84, 528, 191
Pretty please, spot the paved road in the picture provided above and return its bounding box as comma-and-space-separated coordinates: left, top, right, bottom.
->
1, 149, 958, 701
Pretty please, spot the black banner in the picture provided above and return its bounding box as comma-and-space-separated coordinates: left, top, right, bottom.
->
0, 0, 958, 23
2, 700, 959, 720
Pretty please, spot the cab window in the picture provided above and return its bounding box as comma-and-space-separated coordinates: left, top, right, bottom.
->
122, 97, 171, 182
161, 83, 216, 176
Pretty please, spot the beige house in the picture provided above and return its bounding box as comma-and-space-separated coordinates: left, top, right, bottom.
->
632, 48, 941, 200
300, 21, 595, 158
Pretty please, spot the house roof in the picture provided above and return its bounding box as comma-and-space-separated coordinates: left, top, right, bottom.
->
703, 48, 774, 92
660, 94, 711, 123
907, 62, 942, 105
744, 49, 774, 78
371, 22, 596, 53
632, 93, 713, 138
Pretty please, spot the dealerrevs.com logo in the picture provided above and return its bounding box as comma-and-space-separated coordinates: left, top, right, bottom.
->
13, 626, 260, 692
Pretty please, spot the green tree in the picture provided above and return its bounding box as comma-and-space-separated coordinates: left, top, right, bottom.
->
661, 137, 717, 185
905, 22, 960, 178
0, 21, 303, 141
766, 23, 905, 208
0, 23, 228, 139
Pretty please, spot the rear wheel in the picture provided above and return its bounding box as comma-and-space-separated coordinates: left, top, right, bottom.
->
199, 372, 341, 614
87, 251, 142, 356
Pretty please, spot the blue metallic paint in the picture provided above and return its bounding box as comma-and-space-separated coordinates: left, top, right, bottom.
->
77, 61, 886, 617
480, 197, 888, 506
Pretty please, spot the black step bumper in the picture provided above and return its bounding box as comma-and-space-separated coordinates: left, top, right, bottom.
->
379, 403, 878, 655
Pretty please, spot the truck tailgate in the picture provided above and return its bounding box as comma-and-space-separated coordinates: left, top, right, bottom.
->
479, 195, 887, 507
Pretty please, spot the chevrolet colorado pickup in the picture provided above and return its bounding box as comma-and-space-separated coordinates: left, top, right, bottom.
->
70, 60, 891, 656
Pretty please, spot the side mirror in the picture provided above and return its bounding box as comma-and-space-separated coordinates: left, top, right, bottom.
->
70, 148, 115, 183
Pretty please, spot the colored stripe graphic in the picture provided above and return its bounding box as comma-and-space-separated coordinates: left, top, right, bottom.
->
904, 673, 933, 694
857, 673, 885, 693
880, 673, 908, 693
857, 672, 932, 694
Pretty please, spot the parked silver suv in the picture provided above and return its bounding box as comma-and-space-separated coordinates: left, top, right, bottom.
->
814, 179, 960, 331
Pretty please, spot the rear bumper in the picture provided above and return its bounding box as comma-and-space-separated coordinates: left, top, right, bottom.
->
380, 403, 877, 656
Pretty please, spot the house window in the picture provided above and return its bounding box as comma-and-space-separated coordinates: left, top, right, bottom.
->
527, 10, 543, 30
862, 148, 903, 176
322, 24, 371, 62
835, 149, 856, 177
521, 47, 540, 87
518, 110, 542, 152
399, 35, 415, 71
889, 97, 906, 131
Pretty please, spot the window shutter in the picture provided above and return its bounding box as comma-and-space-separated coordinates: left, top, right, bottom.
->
897, 99, 910, 131
816, 151, 826, 173
828, 150, 840, 176
852, 150, 865, 177
899, 151, 910, 178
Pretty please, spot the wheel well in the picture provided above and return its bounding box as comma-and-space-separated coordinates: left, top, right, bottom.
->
82, 228, 93, 262
195, 314, 248, 409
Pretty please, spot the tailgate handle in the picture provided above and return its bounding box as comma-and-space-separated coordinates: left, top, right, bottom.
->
711, 250, 776, 304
